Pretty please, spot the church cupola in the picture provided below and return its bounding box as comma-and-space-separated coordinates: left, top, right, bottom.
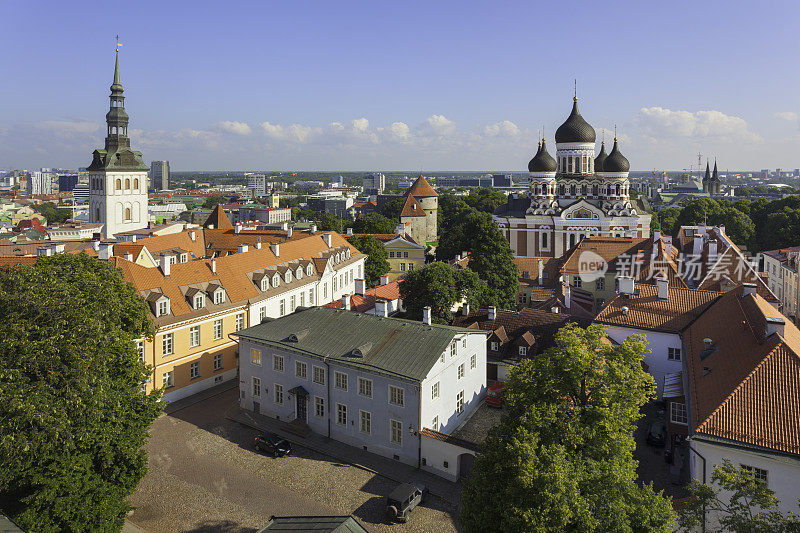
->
105, 51, 131, 151
594, 141, 607, 172
555, 98, 596, 144
528, 139, 557, 175
554, 97, 597, 176
600, 137, 629, 177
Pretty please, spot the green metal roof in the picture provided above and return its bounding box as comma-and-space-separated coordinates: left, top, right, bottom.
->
235, 306, 483, 381
258, 515, 369, 532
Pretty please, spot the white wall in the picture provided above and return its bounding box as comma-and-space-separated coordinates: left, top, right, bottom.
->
421, 434, 474, 482
603, 325, 682, 399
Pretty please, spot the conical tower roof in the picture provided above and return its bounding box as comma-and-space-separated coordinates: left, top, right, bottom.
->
407, 174, 438, 198
204, 204, 234, 230
712, 159, 719, 181
704, 161, 711, 182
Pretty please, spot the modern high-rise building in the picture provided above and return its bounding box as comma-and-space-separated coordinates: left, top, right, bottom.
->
247, 174, 268, 197
363, 172, 386, 195
26, 171, 53, 196
150, 160, 170, 190
87, 50, 150, 237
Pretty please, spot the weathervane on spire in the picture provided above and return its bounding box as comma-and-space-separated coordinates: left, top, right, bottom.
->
614, 124, 617, 142
116, 35, 122, 52
573, 79, 577, 101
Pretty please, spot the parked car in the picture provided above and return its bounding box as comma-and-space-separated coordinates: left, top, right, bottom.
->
486, 381, 506, 407
646, 420, 666, 447
254, 433, 291, 457
386, 483, 427, 523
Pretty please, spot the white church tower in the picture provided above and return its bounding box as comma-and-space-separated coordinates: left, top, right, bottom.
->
88, 49, 149, 237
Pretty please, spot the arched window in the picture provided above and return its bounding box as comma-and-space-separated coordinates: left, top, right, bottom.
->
592, 185, 599, 196
616, 184, 621, 196
96, 207, 100, 221
133, 178, 139, 190
570, 185, 576, 196
581, 185, 587, 196
124, 207, 131, 221
542, 232, 548, 249
116, 179, 121, 190
125, 178, 130, 190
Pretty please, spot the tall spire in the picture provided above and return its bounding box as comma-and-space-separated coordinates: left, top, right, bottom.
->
712, 159, 719, 180
704, 161, 711, 182
112, 50, 123, 91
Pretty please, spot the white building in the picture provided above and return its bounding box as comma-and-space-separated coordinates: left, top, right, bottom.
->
762, 246, 800, 322
87, 51, 150, 238
26, 171, 53, 196
235, 306, 487, 469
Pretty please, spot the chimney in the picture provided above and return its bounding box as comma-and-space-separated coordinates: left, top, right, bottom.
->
51, 243, 65, 254
342, 294, 351, 311
238, 244, 248, 254
355, 278, 366, 296
159, 255, 171, 276
255, 236, 262, 249
718, 224, 726, 236
395, 224, 405, 237
346, 227, 353, 236
550, 306, 560, 314
656, 277, 669, 300
537, 258, 544, 286
131, 235, 137, 243
375, 298, 388, 317
208, 224, 215, 230
707, 241, 718, 264
211, 259, 217, 274
488, 306, 497, 320
310, 224, 317, 234
287, 226, 293, 238
124, 252, 133, 261
563, 283, 571, 309
703, 338, 713, 350
323, 234, 332, 248
281, 222, 289, 231
653, 229, 661, 241
235, 223, 242, 234
91, 240, 100, 251
618, 276, 635, 295
270, 243, 280, 257
189, 230, 196, 242
622, 306, 630, 316
765, 316, 786, 338
380, 275, 389, 286
99, 243, 113, 260
462, 303, 470, 316
422, 306, 432, 325
742, 283, 757, 297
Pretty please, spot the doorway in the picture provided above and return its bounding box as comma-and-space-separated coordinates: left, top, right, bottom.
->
296, 394, 307, 422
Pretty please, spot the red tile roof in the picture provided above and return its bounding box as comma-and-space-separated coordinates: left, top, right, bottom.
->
399, 194, 426, 218
324, 280, 402, 312
203, 204, 234, 230
406, 175, 438, 198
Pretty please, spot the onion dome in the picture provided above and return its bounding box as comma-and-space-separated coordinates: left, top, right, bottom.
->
594, 141, 607, 172
528, 139, 557, 172
555, 98, 596, 143
603, 138, 629, 173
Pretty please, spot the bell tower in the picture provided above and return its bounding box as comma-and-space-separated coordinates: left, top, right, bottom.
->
88, 47, 149, 237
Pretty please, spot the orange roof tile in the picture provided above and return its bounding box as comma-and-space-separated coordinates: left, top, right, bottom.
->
203, 204, 234, 230
560, 236, 649, 274
406, 175, 438, 198
399, 194, 426, 218
324, 280, 402, 312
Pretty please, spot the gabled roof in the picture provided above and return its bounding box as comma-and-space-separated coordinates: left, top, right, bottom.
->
560, 236, 649, 274
203, 204, 234, 230
685, 286, 800, 456
697, 247, 778, 303
324, 280, 402, 313
406, 175, 438, 198
259, 515, 368, 533
399, 194, 426, 218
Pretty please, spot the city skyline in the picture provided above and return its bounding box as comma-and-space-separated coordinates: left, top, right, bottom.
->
1, 0, 799, 171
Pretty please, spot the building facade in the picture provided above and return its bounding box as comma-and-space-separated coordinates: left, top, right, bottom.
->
399, 175, 438, 246
494, 98, 651, 258
150, 160, 170, 191
363, 173, 386, 195
87, 51, 150, 237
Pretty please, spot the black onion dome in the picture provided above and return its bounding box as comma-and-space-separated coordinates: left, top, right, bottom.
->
555, 98, 596, 143
594, 141, 607, 172
603, 139, 629, 173
528, 139, 557, 172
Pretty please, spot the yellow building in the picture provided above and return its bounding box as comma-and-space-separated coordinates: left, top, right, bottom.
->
348, 229, 426, 282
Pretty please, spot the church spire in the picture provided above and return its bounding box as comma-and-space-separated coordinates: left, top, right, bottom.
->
704, 161, 711, 182
112, 49, 123, 92
712, 159, 718, 180
104, 49, 130, 151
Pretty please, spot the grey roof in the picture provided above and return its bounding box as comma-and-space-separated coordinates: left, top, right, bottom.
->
555, 98, 596, 143
258, 515, 368, 533
235, 306, 483, 381
594, 141, 608, 172
528, 139, 557, 172
602, 139, 629, 172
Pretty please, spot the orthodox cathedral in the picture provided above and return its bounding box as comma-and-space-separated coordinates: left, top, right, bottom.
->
494, 97, 651, 258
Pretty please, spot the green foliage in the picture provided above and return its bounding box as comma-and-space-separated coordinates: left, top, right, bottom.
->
678, 459, 800, 533
461, 324, 675, 532
381, 197, 406, 220
202, 195, 227, 209
399, 262, 487, 324
278, 196, 300, 209
352, 212, 396, 235
463, 188, 508, 214
31, 202, 71, 224
0, 254, 163, 531
347, 235, 390, 287
673, 198, 755, 248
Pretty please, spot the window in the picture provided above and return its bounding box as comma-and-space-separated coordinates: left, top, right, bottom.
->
235, 313, 244, 332
741, 465, 769, 485
273, 354, 284, 372
260, 306, 267, 322
158, 299, 169, 317
518, 346, 527, 356
214, 290, 224, 305
280, 299, 286, 316
162, 371, 174, 388
334, 371, 348, 391
252, 377, 261, 397
162, 333, 173, 356
451, 342, 457, 358
403, 251, 409, 258
315, 397, 325, 417
313, 366, 325, 385
668, 347, 681, 361
189, 325, 200, 347
358, 377, 372, 398
462, 338, 467, 349
431, 381, 440, 400
213, 353, 223, 371
457, 364, 465, 380
295, 361, 307, 379
573, 276, 582, 288
309, 289, 314, 305
390, 419, 403, 445
360, 410, 371, 434
456, 390, 464, 415
323, 283, 327, 299
251, 348, 262, 366
333, 277, 337, 291
389, 385, 404, 407
274, 383, 283, 404
290, 295, 296, 312
389, 251, 395, 258
670, 402, 688, 425
490, 341, 499, 351
440, 353, 445, 363
470, 354, 476, 369
194, 294, 205, 309
136, 340, 145, 363
190, 362, 199, 379
596, 277, 605, 291
300, 292, 304, 307
213, 319, 223, 340
408, 263, 413, 271
431, 416, 438, 430
399, 263, 405, 271
260, 278, 269, 291
336, 403, 347, 426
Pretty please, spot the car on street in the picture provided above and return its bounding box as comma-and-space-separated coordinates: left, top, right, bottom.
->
646, 420, 666, 447
485, 380, 505, 407
385, 483, 427, 523
254, 433, 292, 457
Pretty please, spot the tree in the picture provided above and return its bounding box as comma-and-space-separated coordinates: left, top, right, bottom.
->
347, 235, 390, 287
352, 212, 397, 235
381, 197, 406, 220
0, 254, 163, 531
460, 324, 675, 532
399, 262, 486, 324
463, 188, 508, 214
678, 460, 800, 533
202, 195, 227, 209
31, 202, 71, 224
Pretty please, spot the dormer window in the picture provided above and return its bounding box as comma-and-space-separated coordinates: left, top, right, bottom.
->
157, 299, 170, 317
295, 266, 303, 279
518, 346, 527, 356
285, 271, 292, 283
260, 278, 269, 291
193, 293, 205, 309
306, 264, 313, 276
272, 273, 280, 286
213, 289, 224, 305
180, 253, 188, 263
346, 249, 351, 259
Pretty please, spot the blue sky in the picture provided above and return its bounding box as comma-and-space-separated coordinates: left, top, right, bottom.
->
1, 0, 799, 171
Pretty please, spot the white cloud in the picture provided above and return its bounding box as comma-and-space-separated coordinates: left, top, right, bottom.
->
259, 122, 319, 143
418, 114, 456, 137
774, 111, 798, 122
351, 117, 369, 133
483, 120, 521, 137
636, 107, 761, 142
388, 121, 412, 141
216, 121, 252, 135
